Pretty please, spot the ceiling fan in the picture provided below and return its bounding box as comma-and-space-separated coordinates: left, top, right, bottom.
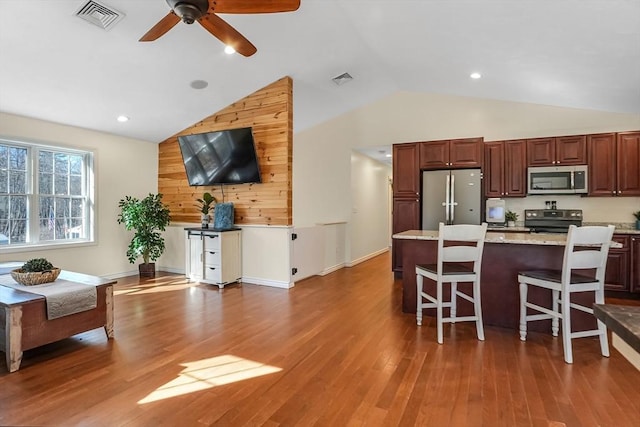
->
140, 0, 301, 57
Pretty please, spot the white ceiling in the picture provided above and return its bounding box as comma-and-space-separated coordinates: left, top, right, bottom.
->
1, 0, 639, 145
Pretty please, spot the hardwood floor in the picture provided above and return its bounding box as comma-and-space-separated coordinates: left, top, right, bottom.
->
1, 252, 639, 426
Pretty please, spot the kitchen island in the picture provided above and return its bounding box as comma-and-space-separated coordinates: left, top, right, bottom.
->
394, 230, 615, 332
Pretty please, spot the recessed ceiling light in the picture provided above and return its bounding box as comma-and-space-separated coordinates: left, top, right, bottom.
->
117, 115, 129, 122
190, 80, 208, 90
386, 154, 392, 158
224, 45, 236, 55
470, 72, 482, 79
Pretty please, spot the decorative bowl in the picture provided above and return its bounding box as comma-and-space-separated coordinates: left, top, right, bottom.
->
10, 268, 61, 286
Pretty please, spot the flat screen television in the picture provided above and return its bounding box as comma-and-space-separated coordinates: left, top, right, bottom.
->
177, 127, 261, 186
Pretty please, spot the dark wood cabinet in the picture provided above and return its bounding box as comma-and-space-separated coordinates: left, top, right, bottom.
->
588, 133, 617, 196
419, 137, 483, 169
419, 140, 449, 169
588, 131, 640, 197
631, 236, 640, 293
392, 142, 420, 273
392, 143, 419, 198
616, 131, 640, 197
556, 135, 587, 165
392, 199, 420, 273
527, 135, 586, 166
484, 140, 526, 197
605, 235, 630, 291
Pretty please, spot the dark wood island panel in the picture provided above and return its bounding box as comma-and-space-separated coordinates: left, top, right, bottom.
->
400, 237, 598, 333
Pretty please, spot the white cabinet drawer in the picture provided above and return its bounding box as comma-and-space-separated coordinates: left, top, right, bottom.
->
204, 266, 221, 282
203, 234, 221, 250
204, 249, 221, 265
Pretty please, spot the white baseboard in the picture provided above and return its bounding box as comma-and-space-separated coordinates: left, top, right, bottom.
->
346, 247, 389, 268
320, 263, 346, 276
242, 276, 294, 289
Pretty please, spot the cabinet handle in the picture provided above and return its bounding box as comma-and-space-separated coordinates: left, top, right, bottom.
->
208, 251, 216, 255
208, 267, 216, 270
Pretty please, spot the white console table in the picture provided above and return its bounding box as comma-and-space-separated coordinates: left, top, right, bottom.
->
185, 228, 242, 288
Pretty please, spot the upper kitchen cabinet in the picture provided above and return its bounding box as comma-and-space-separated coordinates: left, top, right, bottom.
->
617, 131, 640, 197
527, 135, 586, 166
588, 131, 640, 197
484, 140, 527, 197
393, 142, 420, 198
419, 137, 483, 169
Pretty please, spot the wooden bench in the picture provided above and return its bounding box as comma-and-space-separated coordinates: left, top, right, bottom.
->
0, 268, 115, 372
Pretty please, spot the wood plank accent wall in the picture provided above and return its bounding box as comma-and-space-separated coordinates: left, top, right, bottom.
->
158, 76, 293, 226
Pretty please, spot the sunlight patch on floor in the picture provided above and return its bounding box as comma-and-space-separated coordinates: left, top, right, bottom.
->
114, 279, 198, 296
137, 355, 282, 404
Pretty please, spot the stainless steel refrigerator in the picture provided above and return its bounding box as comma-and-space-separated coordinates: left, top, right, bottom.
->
421, 169, 482, 230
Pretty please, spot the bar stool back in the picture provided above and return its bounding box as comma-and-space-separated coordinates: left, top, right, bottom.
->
518, 224, 615, 364
415, 222, 488, 344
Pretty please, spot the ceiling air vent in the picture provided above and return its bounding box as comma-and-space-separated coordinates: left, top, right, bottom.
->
75, 0, 125, 31
332, 72, 354, 86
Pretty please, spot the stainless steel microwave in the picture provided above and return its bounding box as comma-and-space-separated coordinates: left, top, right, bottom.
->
527, 165, 588, 194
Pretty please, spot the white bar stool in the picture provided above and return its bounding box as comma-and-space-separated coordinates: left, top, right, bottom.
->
518, 224, 615, 364
416, 222, 488, 344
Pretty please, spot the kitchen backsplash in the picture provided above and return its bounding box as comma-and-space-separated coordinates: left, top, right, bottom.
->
504, 195, 640, 224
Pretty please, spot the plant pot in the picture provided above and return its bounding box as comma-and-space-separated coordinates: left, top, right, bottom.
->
507, 221, 516, 227
636, 220, 640, 230
139, 263, 156, 278
201, 213, 210, 229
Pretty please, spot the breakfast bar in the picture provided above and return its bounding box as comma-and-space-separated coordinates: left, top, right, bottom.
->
394, 230, 613, 332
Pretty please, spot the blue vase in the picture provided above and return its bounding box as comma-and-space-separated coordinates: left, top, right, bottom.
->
214, 203, 234, 230
636, 220, 640, 230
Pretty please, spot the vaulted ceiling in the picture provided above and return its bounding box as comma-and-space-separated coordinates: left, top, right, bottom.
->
1, 1, 638, 143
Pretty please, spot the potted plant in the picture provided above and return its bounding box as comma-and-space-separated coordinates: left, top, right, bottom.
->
634, 210, 640, 230
117, 193, 171, 278
11, 258, 61, 285
505, 210, 518, 227
195, 192, 216, 228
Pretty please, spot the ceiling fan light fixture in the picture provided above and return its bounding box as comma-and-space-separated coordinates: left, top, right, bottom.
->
224, 45, 236, 55
174, 4, 202, 24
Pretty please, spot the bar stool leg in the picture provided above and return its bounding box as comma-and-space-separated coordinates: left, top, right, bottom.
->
473, 278, 484, 341
519, 282, 528, 341
450, 282, 457, 323
561, 294, 573, 364
551, 289, 560, 336
436, 280, 444, 344
595, 287, 610, 357
416, 274, 423, 326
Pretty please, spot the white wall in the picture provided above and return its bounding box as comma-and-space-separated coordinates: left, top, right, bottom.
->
0, 113, 158, 277
349, 151, 392, 264
294, 91, 640, 266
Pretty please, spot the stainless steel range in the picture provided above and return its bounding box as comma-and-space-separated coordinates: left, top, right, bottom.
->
524, 209, 583, 233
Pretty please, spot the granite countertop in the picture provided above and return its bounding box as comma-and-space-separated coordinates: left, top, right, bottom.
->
585, 223, 640, 235
393, 230, 568, 245
393, 230, 623, 247
593, 304, 640, 353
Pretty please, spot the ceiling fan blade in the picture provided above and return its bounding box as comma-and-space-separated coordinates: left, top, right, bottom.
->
139, 11, 181, 42
198, 13, 257, 57
212, 0, 300, 14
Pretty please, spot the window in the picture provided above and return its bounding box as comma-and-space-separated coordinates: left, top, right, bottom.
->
0, 138, 94, 248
